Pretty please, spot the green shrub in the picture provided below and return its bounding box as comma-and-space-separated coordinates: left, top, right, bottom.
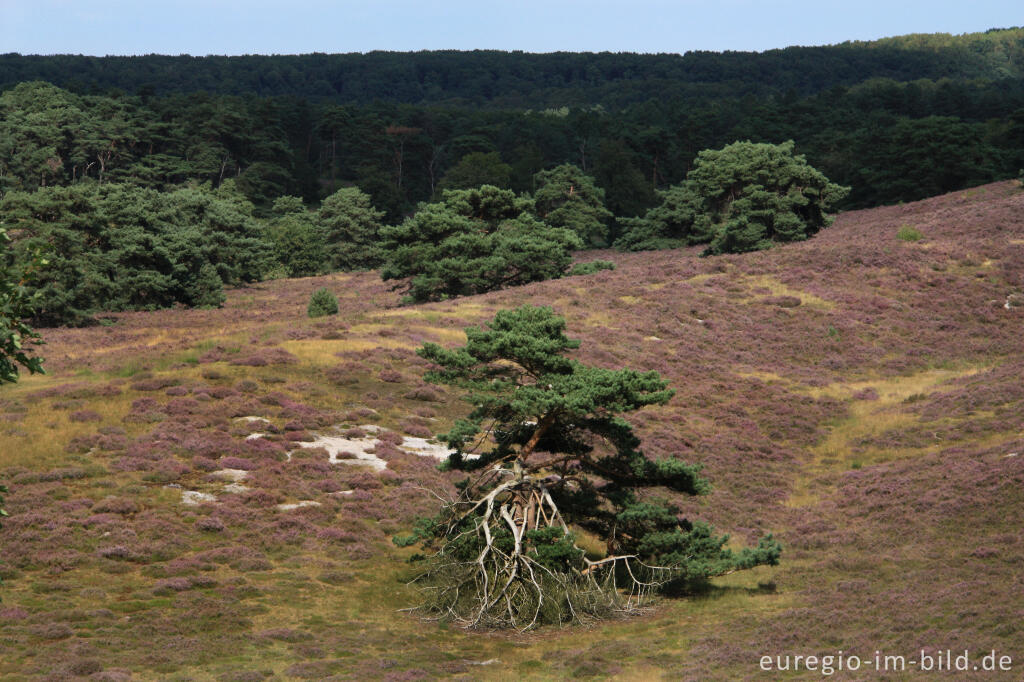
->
897, 225, 923, 242
307, 288, 338, 317
567, 260, 616, 276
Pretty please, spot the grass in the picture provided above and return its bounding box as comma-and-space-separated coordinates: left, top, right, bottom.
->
786, 365, 988, 507
897, 224, 924, 241
743, 274, 836, 309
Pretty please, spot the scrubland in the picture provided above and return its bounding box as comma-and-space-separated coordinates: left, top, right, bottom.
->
1, 181, 1022, 680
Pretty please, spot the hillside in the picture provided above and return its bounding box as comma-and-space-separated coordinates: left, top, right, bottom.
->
1, 181, 1022, 679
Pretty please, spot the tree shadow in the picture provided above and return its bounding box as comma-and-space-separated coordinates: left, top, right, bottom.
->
665, 579, 777, 601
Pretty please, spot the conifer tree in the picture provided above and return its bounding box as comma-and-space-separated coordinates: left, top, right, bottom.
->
616, 140, 848, 254
533, 164, 613, 247
317, 186, 386, 271
397, 305, 780, 628
380, 186, 581, 303
0, 227, 44, 383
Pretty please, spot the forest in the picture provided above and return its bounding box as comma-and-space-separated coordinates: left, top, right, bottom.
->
0, 28, 1023, 325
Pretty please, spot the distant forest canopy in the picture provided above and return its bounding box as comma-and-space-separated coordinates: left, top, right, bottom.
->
1, 28, 1022, 222
2, 28, 1023, 106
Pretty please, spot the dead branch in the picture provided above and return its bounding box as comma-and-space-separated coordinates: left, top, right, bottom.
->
407, 467, 675, 629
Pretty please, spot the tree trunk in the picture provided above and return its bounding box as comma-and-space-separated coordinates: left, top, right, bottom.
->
519, 412, 557, 462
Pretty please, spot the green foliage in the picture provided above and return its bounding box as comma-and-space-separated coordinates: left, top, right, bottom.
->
307, 288, 338, 317
403, 306, 780, 627
0, 183, 269, 325
617, 141, 849, 255
3, 38, 1024, 222
897, 225, 924, 242
185, 262, 227, 309
533, 164, 613, 247
4, 30, 1024, 107
0, 482, 6, 597
0, 82, 299, 204
613, 184, 698, 252
566, 260, 616, 276
1, 57, 1022, 233
379, 186, 582, 303
271, 195, 305, 216
266, 200, 327, 278
843, 116, 998, 206
0, 230, 39, 601
0, 228, 45, 383
317, 187, 386, 270
439, 151, 513, 192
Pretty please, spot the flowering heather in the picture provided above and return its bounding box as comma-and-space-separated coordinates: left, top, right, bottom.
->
0, 182, 1021, 677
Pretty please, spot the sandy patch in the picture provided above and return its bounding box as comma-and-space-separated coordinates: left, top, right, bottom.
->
210, 468, 249, 482
276, 500, 322, 511
181, 490, 217, 506
292, 432, 388, 470
285, 423, 464, 471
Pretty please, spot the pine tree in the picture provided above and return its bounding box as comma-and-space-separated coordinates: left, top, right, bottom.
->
379, 186, 581, 303
0, 227, 45, 384
616, 140, 849, 255
396, 305, 780, 629
533, 164, 613, 247
307, 288, 339, 317
317, 186, 386, 271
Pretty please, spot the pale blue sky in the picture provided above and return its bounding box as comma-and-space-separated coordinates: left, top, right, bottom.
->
1, 0, 1020, 56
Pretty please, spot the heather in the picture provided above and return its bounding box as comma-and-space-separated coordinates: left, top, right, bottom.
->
0, 181, 1021, 678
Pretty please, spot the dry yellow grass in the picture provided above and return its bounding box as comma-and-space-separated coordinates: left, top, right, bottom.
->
281, 323, 468, 366
0, 376, 140, 469
379, 301, 495, 321
804, 365, 984, 402
734, 370, 792, 386
281, 337, 419, 363
417, 326, 468, 344
582, 311, 618, 328
786, 365, 987, 507
742, 274, 835, 309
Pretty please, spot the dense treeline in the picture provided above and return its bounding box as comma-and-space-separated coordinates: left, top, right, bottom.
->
2, 29, 1022, 106
2, 75, 1021, 225
1, 29, 1023, 325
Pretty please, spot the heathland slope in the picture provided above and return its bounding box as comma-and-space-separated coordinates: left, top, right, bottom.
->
0, 181, 1022, 679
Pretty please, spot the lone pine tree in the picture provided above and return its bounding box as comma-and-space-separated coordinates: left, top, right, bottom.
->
396, 305, 780, 629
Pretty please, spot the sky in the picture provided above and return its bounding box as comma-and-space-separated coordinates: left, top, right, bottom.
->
1, 0, 1021, 56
